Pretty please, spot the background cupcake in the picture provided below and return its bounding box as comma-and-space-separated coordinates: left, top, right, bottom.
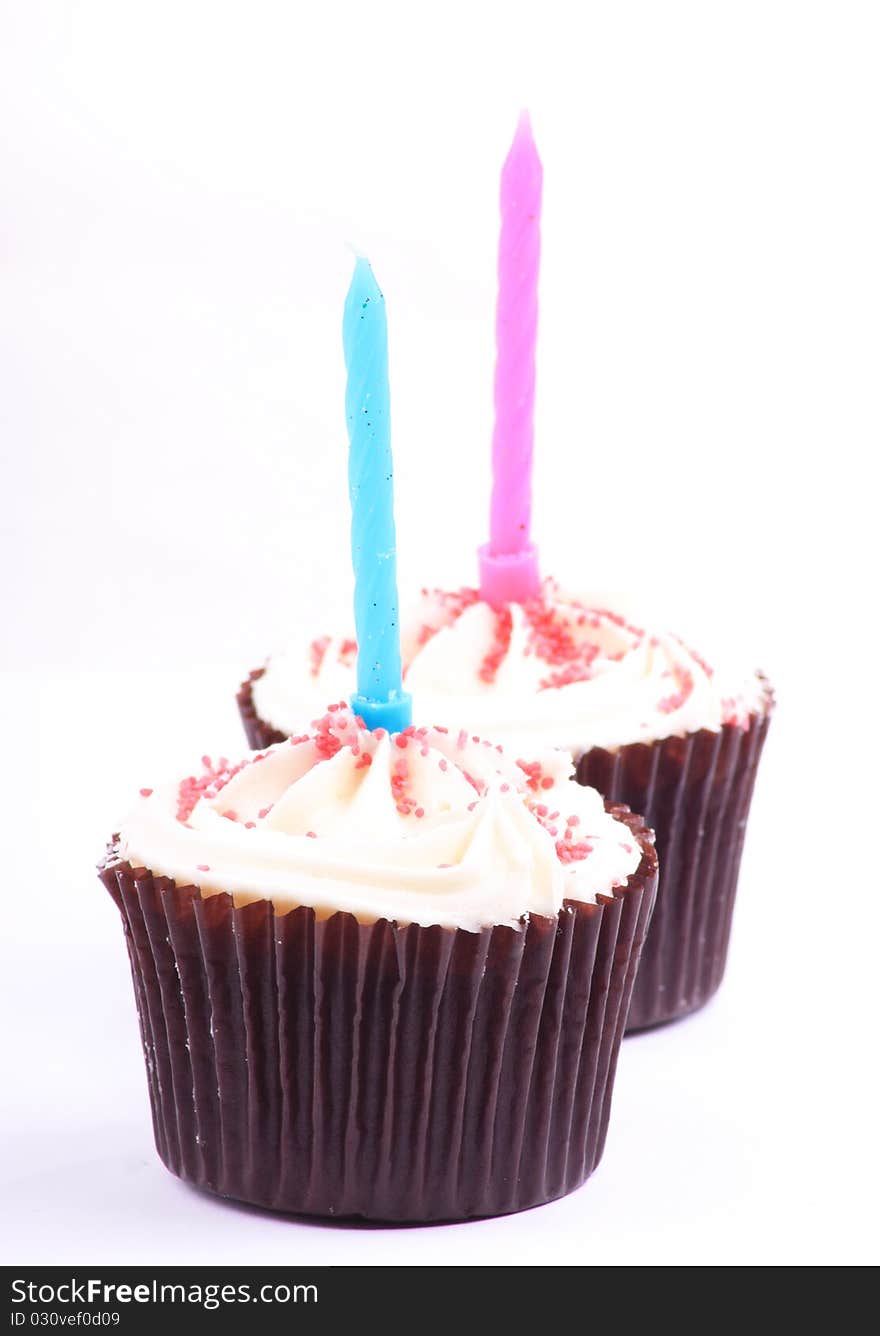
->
101, 705, 657, 1220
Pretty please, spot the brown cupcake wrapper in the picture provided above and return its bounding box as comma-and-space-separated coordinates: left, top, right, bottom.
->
100, 805, 657, 1223
576, 677, 773, 1032
237, 668, 288, 750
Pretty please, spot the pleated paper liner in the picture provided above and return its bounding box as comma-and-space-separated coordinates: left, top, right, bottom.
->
238, 669, 286, 750
576, 677, 773, 1032
99, 805, 657, 1223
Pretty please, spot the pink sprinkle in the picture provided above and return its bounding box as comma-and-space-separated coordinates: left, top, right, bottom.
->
139, 788, 153, 798
374, 728, 386, 740
244, 821, 256, 829
516, 759, 543, 793
395, 734, 409, 749
196, 864, 210, 873
657, 665, 695, 715
414, 807, 425, 819
567, 814, 580, 827
306, 831, 317, 839
457, 729, 468, 750
438, 759, 448, 772
312, 711, 345, 760
467, 801, 477, 812
477, 607, 513, 685
176, 754, 250, 823
258, 805, 273, 819
540, 776, 554, 790
539, 660, 596, 691
221, 809, 237, 821
500, 783, 510, 793
556, 838, 594, 864
309, 635, 331, 678
674, 635, 714, 680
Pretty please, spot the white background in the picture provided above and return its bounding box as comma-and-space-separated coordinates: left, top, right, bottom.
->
1, 0, 878, 1267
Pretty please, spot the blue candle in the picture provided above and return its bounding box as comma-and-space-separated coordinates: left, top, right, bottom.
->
343, 256, 412, 734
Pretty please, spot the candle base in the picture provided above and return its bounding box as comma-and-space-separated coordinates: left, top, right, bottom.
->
478, 543, 541, 608
350, 690, 413, 735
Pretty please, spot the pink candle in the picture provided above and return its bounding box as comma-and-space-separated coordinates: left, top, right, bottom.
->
479, 111, 543, 608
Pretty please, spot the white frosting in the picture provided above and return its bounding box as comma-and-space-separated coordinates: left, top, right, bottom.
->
253, 583, 768, 755
119, 707, 642, 933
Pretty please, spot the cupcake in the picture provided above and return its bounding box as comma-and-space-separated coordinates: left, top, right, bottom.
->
239, 581, 771, 1031
100, 705, 657, 1221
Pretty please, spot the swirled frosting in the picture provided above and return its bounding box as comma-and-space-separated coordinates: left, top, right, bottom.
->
252, 582, 768, 755
119, 706, 642, 932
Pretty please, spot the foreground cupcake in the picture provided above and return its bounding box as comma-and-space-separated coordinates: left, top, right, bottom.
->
101, 705, 657, 1220
240, 582, 771, 1032
99, 254, 657, 1221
